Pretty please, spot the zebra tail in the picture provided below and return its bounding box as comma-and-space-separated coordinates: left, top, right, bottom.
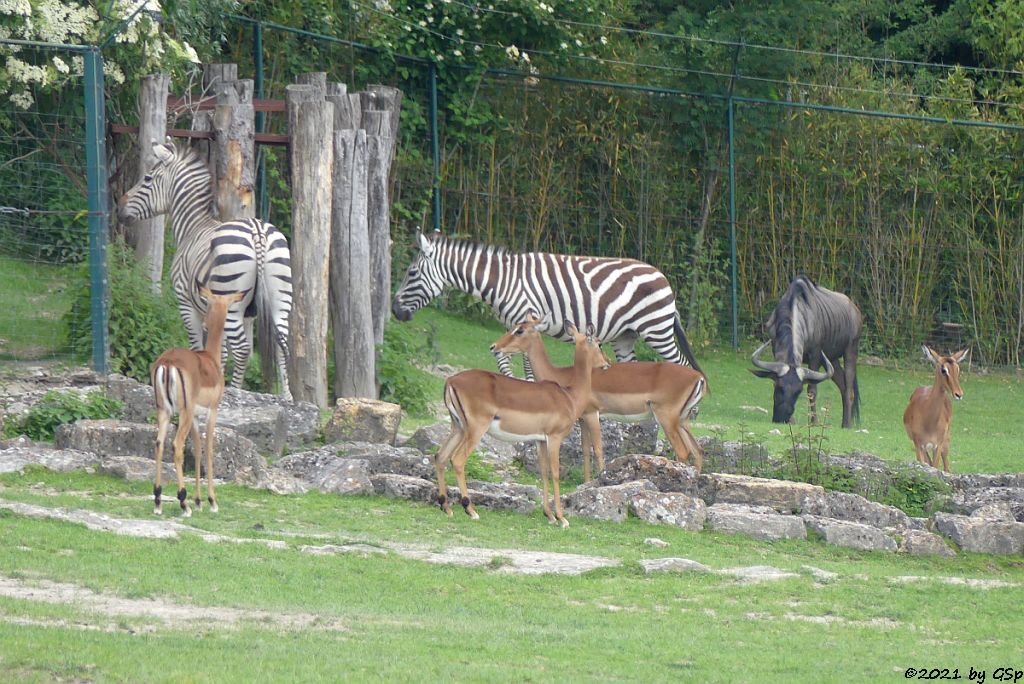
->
254, 231, 278, 393
674, 313, 703, 374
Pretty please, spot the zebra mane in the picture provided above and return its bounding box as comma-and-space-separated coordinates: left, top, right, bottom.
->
429, 232, 512, 259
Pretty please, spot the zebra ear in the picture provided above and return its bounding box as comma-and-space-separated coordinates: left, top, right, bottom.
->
153, 139, 175, 163
416, 231, 434, 256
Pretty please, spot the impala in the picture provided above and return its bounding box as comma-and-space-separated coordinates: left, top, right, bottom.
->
435, 323, 606, 528
492, 316, 708, 478
151, 288, 245, 516
903, 346, 969, 473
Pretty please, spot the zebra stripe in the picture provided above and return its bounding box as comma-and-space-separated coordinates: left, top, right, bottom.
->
118, 140, 293, 399
392, 232, 701, 372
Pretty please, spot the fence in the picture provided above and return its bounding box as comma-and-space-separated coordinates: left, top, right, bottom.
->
4, 16, 1024, 375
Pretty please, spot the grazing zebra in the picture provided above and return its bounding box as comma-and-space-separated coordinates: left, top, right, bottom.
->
118, 138, 293, 399
392, 231, 702, 372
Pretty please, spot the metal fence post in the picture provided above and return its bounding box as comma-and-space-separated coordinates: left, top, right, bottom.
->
84, 47, 110, 374
727, 96, 738, 351
429, 62, 440, 233
254, 20, 269, 221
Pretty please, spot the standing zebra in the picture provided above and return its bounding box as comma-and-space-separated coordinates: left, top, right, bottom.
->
392, 231, 702, 372
118, 139, 293, 399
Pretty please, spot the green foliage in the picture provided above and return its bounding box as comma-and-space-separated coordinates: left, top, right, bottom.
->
377, 322, 437, 416
3, 390, 122, 442
63, 239, 185, 382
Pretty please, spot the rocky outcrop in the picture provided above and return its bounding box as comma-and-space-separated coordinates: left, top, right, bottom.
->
700, 473, 826, 514
932, 512, 1024, 555
630, 491, 706, 531
324, 398, 402, 446
706, 503, 806, 541
802, 515, 898, 552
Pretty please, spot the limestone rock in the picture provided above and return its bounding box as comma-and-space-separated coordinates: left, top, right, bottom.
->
700, 473, 826, 513
706, 503, 806, 541
630, 491, 706, 531
324, 398, 401, 445
802, 515, 898, 552
599, 454, 699, 495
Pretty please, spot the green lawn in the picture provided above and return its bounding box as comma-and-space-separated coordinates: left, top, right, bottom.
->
0, 254, 75, 362
0, 468, 1022, 683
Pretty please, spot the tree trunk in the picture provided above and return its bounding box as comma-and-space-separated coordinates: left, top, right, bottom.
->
364, 110, 394, 345
131, 73, 170, 293
212, 78, 255, 221
329, 128, 376, 398
286, 82, 334, 408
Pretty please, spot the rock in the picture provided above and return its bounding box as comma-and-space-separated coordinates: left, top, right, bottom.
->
518, 421, 660, 479
335, 442, 434, 479
104, 374, 153, 423
630, 491, 706, 531
640, 558, 712, 574
802, 515, 898, 552
274, 449, 373, 495
970, 502, 1018, 522
800, 565, 839, 583
706, 503, 806, 541
98, 455, 176, 483
220, 387, 321, 450
370, 473, 437, 503
932, 512, 1024, 555
563, 480, 656, 523
699, 473, 826, 513
461, 481, 538, 514
643, 537, 669, 548
698, 436, 776, 474
599, 455, 699, 494
897, 529, 956, 557
719, 565, 800, 583
801, 490, 912, 529
953, 488, 1024, 522
254, 467, 310, 495
403, 422, 518, 472
216, 405, 288, 458
324, 398, 402, 445
0, 444, 99, 474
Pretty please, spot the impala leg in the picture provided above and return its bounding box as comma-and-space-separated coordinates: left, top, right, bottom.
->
452, 423, 488, 520
548, 436, 569, 528
579, 418, 591, 482
173, 411, 194, 518
433, 424, 462, 517
190, 419, 203, 512
205, 407, 219, 512
537, 441, 555, 524
153, 408, 170, 515
580, 412, 604, 480
936, 441, 951, 473
913, 443, 930, 467
656, 406, 703, 473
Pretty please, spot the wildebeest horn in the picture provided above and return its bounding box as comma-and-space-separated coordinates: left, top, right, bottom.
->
751, 341, 788, 375
797, 352, 834, 383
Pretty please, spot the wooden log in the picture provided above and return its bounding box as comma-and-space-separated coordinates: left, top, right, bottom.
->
286, 84, 334, 408
364, 110, 393, 345
131, 73, 170, 293
329, 128, 376, 398
212, 78, 255, 220
366, 85, 402, 170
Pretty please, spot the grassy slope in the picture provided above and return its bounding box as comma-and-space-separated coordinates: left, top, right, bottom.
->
400, 306, 1024, 474
1, 469, 1023, 683
0, 255, 74, 361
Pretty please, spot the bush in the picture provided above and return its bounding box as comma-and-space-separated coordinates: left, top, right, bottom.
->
377, 322, 434, 416
64, 239, 185, 382
3, 390, 123, 442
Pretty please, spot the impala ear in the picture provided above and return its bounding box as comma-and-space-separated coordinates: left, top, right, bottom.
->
952, 347, 970, 364
922, 345, 940, 365
199, 285, 213, 301
563, 320, 579, 337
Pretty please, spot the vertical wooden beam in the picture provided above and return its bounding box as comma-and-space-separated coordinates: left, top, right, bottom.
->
286, 82, 334, 408
212, 78, 255, 220
363, 110, 394, 346
132, 73, 169, 292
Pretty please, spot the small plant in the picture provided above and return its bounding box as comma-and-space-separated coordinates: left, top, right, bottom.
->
3, 390, 123, 441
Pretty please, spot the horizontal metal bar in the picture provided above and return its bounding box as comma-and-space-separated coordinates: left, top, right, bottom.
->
110, 123, 289, 145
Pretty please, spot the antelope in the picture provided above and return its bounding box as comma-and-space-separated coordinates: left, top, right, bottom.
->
151, 287, 245, 516
435, 323, 606, 528
903, 346, 969, 473
492, 316, 708, 478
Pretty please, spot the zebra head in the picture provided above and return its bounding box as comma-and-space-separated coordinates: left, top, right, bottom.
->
392, 231, 446, 322
117, 138, 179, 222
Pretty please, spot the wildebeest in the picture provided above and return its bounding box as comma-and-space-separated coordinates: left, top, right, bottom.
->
750, 276, 862, 428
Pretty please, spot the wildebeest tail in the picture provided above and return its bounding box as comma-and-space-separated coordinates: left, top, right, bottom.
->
674, 313, 703, 373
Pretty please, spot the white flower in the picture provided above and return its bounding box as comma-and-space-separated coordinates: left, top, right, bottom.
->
600, 36, 608, 45
560, 42, 568, 50
453, 49, 462, 57
505, 44, 520, 60
0, 0, 32, 17
52, 55, 70, 74
9, 90, 34, 109
521, 51, 530, 63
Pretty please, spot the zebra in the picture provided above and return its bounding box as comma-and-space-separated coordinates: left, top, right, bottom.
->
392, 231, 702, 373
118, 138, 293, 400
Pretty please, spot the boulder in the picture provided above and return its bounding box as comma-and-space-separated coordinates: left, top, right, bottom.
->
335, 442, 434, 479
460, 481, 539, 514
370, 473, 438, 503
0, 443, 99, 474
274, 449, 373, 495
802, 515, 898, 552
98, 455, 176, 483
599, 455, 700, 495
932, 512, 1024, 555
220, 387, 321, 450
952, 488, 1024, 522
699, 473, 826, 513
897, 529, 956, 557
517, 421, 659, 479
630, 491, 706, 531
216, 405, 288, 458
640, 558, 712, 574
403, 422, 518, 472
104, 374, 154, 423
706, 503, 806, 541
563, 480, 656, 523
324, 398, 402, 445
801, 490, 912, 530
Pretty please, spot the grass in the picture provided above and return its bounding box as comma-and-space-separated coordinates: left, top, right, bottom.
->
1, 467, 1023, 683
0, 254, 74, 362
399, 306, 1024, 474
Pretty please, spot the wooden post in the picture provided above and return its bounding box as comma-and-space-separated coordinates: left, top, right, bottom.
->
212, 77, 255, 220
363, 110, 393, 345
286, 81, 333, 408
132, 73, 170, 292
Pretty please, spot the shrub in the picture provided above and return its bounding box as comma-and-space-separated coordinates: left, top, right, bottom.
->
3, 390, 123, 442
377, 322, 434, 416
64, 239, 185, 382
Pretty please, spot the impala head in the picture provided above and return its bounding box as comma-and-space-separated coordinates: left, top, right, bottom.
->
118, 137, 180, 222
392, 231, 445, 322
199, 287, 246, 329
491, 315, 610, 368
750, 340, 834, 423
924, 345, 969, 400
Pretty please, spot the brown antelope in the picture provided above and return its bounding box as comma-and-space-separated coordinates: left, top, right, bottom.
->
151, 288, 245, 516
435, 323, 606, 528
492, 316, 708, 478
903, 346, 969, 473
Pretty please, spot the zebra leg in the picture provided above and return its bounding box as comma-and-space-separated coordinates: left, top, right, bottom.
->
610, 336, 637, 363
223, 314, 252, 389
493, 349, 516, 377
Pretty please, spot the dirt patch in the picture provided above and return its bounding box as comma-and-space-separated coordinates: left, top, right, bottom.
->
0, 575, 349, 632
